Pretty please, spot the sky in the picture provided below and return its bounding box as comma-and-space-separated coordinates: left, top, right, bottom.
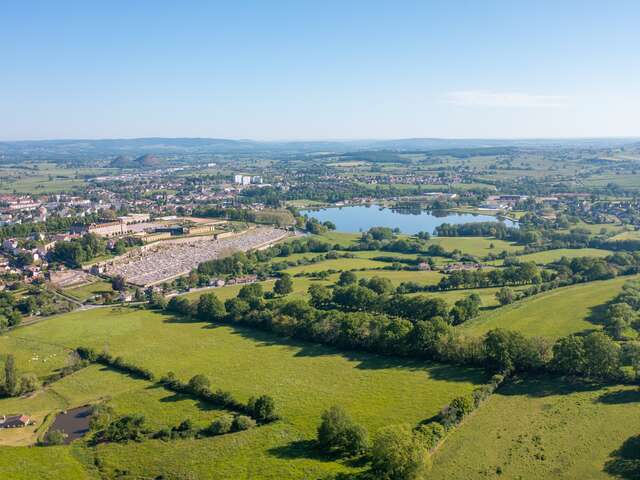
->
1, 0, 639, 141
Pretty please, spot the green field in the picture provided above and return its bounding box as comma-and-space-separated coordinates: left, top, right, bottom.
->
0, 307, 486, 479
460, 276, 635, 339
490, 248, 612, 266
283, 257, 388, 275
430, 237, 523, 258
63, 281, 114, 301
431, 376, 640, 479
609, 230, 640, 241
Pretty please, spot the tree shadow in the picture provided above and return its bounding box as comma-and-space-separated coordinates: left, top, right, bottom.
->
223, 323, 485, 383
597, 389, 640, 405
604, 435, 640, 479
267, 439, 337, 462
162, 313, 204, 324
498, 375, 604, 398
586, 302, 610, 327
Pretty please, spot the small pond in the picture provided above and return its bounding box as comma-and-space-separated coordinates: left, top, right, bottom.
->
47, 405, 92, 444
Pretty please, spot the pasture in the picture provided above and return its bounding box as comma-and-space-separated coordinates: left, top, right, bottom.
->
63, 281, 114, 301
491, 247, 612, 266
0, 306, 486, 479
460, 276, 635, 339
430, 237, 523, 258
430, 376, 640, 480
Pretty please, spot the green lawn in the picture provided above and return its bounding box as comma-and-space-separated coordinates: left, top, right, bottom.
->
63, 281, 114, 301
430, 237, 523, 258
431, 376, 640, 480
609, 230, 640, 241
0, 307, 486, 479
283, 257, 388, 275
460, 276, 636, 339
414, 286, 528, 309
0, 445, 93, 479
490, 248, 612, 266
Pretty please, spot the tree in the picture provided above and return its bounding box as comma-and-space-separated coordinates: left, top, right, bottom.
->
4, 354, 17, 395
337, 271, 357, 286
582, 331, 621, 379
196, 293, 226, 321
496, 286, 515, 306
166, 296, 194, 316
308, 284, 333, 309
551, 335, 586, 375
42, 429, 67, 445
111, 275, 126, 292
274, 273, 294, 296
317, 405, 369, 456
370, 424, 429, 480
248, 395, 277, 422
238, 283, 264, 300
94, 415, 146, 443
450, 294, 481, 325
415, 422, 445, 450
232, 415, 256, 431
188, 374, 210, 393
19, 373, 39, 394
206, 415, 233, 435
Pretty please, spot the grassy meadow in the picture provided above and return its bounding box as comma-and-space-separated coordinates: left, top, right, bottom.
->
460, 276, 636, 339
0, 306, 486, 479
430, 376, 640, 480
63, 281, 114, 301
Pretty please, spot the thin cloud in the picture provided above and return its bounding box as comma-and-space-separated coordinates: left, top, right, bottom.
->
446, 91, 570, 108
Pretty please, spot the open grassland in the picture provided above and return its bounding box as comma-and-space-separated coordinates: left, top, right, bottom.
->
357, 269, 443, 286
63, 281, 114, 301
283, 257, 388, 275
0, 163, 114, 194
413, 286, 528, 309
0, 445, 93, 480
490, 248, 612, 266
315, 231, 361, 246
430, 237, 523, 257
0, 307, 486, 479
0, 364, 227, 447
431, 376, 640, 480
460, 276, 635, 339
583, 173, 640, 189
182, 276, 333, 303
609, 230, 640, 241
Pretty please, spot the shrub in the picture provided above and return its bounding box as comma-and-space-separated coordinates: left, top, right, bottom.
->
415, 422, 445, 451
42, 429, 67, 446
206, 415, 233, 435
188, 374, 210, 393
317, 405, 369, 456
248, 395, 278, 422
232, 415, 256, 431
370, 424, 429, 480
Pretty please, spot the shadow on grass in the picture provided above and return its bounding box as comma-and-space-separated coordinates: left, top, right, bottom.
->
222, 322, 485, 383
597, 389, 640, 405
267, 439, 336, 462
267, 440, 371, 479
585, 302, 610, 327
604, 435, 640, 479
498, 375, 604, 398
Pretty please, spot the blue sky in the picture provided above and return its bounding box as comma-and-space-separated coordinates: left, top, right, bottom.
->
1, 0, 639, 140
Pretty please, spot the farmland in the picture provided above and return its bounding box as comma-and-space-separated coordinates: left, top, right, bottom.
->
461, 276, 636, 338
0, 307, 486, 479
430, 376, 640, 480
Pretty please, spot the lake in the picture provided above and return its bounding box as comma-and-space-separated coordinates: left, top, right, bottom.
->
300, 205, 517, 235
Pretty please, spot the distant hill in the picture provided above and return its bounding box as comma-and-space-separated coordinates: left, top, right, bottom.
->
109, 153, 162, 168
1, 136, 639, 165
